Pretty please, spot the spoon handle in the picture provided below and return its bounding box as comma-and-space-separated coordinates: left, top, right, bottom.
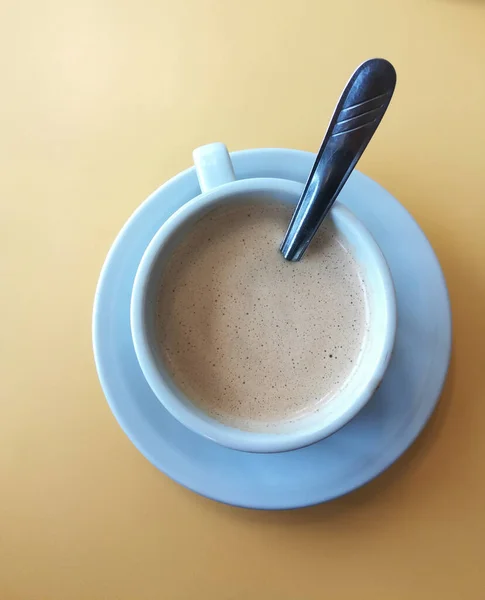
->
280, 58, 396, 261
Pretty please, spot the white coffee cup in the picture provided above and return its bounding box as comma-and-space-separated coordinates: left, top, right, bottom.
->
131, 143, 396, 453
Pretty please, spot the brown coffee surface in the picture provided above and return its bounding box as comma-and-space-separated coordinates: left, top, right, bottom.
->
156, 202, 368, 432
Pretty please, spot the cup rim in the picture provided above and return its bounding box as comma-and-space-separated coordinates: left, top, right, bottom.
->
130, 177, 396, 453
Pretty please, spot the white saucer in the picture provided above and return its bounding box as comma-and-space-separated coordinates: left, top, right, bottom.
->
93, 148, 451, 509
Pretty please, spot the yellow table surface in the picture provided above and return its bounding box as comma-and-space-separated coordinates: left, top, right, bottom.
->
2, 1, 485, 598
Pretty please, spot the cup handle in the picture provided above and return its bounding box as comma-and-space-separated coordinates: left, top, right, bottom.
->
193, 143, 236, 193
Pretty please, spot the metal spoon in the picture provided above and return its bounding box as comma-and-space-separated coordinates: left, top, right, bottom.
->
280, 58, 397, 261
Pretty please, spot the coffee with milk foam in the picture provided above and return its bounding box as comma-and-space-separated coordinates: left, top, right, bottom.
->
156, 202, 368, 432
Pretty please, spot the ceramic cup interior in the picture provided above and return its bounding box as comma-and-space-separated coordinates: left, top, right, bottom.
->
130, 144, 396, 453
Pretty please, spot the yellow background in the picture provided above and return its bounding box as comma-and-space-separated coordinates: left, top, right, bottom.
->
1, 1, 484, 598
